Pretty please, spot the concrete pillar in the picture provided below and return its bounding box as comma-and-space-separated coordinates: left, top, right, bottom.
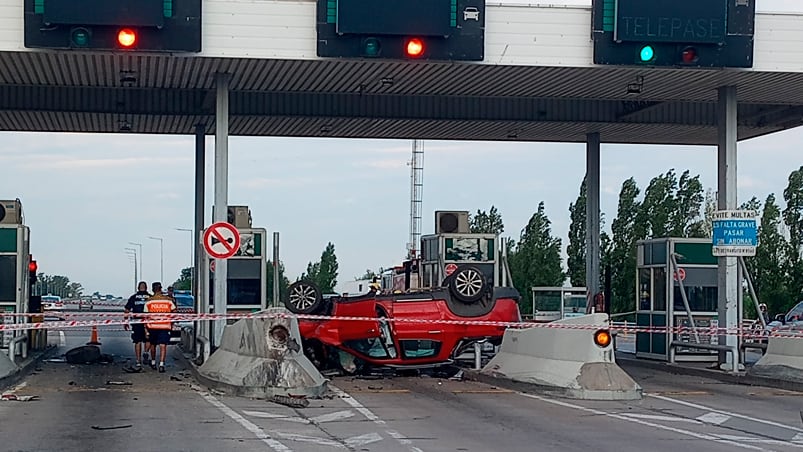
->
717, 85, 740, 371
213, 73, 231, 347
586, 132, 601, 306
193, 123, 205, 345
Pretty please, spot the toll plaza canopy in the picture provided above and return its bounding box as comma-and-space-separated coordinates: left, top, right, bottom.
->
0, 0, 802, 144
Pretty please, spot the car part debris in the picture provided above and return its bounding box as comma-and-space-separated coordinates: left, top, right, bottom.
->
106, 380, 132, 386
91, 424, 133, 430
269, 394, 310, 408
1, 394, 38, 402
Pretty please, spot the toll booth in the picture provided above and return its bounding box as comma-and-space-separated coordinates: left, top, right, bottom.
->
0, 199, 34, 359
635, 238, 719, 362
207, 227, 268, 323
531, 287, 587, 322
419, 232, 500, 287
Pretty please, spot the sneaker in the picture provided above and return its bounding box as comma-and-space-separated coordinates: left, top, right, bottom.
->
135, 363, 142, 370
150, 362, 157, 370
158, 365, 165, 373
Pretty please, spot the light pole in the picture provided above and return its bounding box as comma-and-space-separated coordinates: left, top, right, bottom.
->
125, 248, 138, 289
148, 236, 164, 283
174, 228, 193, 271
128, 242, 143, 281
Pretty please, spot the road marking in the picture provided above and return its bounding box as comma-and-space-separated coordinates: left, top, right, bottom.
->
648, 393, 803, 433
59, 331, 66, 347
273, 431, 346, 448
330, 385, 423, 452
616, 413, 701, 424
311, 410, 355, 423
242, 410, 309, 424
516, 392, 766, 451
345, 432, 383, 447
697, 412, 731, 425
200, 393, 293, 452
794, 433, 803, 443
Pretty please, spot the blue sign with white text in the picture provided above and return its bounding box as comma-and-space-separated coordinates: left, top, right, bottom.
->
712, 212, 757, 257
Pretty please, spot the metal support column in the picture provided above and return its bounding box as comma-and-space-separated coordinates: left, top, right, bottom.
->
717, 85, 741, 371
213, 73, 230, 347
585, 132, 601, 308
194, 123, 205, 345
272, 232, 280, 308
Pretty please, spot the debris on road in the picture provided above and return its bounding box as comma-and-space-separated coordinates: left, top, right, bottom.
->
46, 358, 67, 363
105, 380, 132, 386
269, 394, 310, 408
91, 424, 133, 431
450, 370, 464, 381
170, 375, 182, 381
1, 394, 39, 402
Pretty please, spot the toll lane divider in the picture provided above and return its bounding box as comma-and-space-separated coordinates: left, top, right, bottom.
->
0, 311, 794, 339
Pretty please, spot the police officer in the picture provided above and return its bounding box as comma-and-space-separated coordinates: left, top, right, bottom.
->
145, 282, 176, 373
124, 281, 150, 371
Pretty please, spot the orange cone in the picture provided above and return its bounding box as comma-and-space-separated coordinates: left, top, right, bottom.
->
86, 326, 101, 346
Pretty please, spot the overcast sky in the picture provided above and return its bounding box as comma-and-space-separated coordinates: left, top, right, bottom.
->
2, 0, 801, 297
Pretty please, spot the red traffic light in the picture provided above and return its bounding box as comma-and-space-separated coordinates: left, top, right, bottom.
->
681, 46, 698, 64
405, 38, 425, 58
28, 259, 37, 273
117, 28, 137, 48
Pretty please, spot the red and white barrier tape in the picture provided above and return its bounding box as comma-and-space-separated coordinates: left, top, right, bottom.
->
0, 310, 795, 339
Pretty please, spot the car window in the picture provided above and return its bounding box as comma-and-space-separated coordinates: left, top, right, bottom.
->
175, 295, 194, 308
400, 340, 441, 359
344, 338, 391, 359
786, 301, 803, 322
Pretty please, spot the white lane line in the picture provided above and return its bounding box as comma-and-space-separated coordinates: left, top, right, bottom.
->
273, 431, 346, 448
516, 392, 767, 451
697, 412, 732, 425
59, 331, 66, 347
648, 393, 803, 433
200, 392, 293, 452
242, 410, 309, 424
330, 385, 423, 452
616, 413, 701, 424
345, 432, 383, 447
311, 410, 356, 424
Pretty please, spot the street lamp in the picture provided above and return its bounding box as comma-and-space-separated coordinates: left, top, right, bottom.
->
128, 242, 143, 281
125, 247, 138, 289
174, 228, 193, 270
148, 236, 164, 283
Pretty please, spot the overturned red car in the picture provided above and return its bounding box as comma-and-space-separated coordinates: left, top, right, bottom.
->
283, 265, 521, 372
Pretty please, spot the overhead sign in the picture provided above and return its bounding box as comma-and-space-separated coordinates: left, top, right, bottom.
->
712, 210, 757, 257
614, 0, 727, 44
203, 222, 241, 260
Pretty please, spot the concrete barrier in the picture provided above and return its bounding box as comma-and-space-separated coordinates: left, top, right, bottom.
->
0, 350, 20, 381
749, 334, 803, 382
481, 313, 642, 400
197, 307, 327, 398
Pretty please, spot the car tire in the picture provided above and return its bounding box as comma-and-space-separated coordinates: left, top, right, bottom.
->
448, 265, 488, 304
285, 280, 324, 314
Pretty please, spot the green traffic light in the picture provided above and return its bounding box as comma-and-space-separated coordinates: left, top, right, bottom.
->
639, 45, 655, 63
70, 27, 90, 47
363, 38, 381, 57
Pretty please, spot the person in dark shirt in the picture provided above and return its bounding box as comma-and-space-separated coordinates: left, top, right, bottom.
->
124, 281, 150, 370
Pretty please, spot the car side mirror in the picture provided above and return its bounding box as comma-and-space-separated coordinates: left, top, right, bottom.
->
775, 314, 786, 323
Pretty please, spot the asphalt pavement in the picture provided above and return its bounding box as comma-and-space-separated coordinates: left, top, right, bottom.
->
3, 315, 803, 451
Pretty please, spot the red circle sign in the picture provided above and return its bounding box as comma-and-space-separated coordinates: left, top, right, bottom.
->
674, 268, 686, 282
203, 222, 241, 259
445, 263, 458, 276
209, 260, 216, 272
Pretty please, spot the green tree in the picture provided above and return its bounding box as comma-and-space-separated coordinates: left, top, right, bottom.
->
509, 202, 565, 315
694, 188, 717, 237
173, 267, 192, 291
469, 206, 505, 234
66, 282, 83, 298
784, 166, 803, 302
567, 177, 587, 287
670, 170, 706, 237
267, 260, 290, 303
301, 242, 339, 293
746, 194, 792, 317
609, 178, 642, 314
637, 169, 678, 238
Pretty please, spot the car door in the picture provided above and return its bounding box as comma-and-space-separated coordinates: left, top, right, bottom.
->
389, 297, 446, 361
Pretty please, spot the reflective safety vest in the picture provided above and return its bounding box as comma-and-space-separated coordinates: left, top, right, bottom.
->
144, 296, 176, 330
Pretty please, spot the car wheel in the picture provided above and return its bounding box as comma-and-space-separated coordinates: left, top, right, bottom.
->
448, 265, 488, 304
285, 280, 323, 314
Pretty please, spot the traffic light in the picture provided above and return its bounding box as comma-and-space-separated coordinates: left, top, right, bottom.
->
316, 0, 485, 61
28, 257, 37, 286
24, 0, 201, 52
592, 0, 755, 68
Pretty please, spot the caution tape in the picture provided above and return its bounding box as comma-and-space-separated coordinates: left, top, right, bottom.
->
0, 310, 797, 339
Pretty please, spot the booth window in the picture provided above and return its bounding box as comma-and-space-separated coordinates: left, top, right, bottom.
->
0, 256, 16, 302
673, 286, 717, 312
652, 267, 666, 311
